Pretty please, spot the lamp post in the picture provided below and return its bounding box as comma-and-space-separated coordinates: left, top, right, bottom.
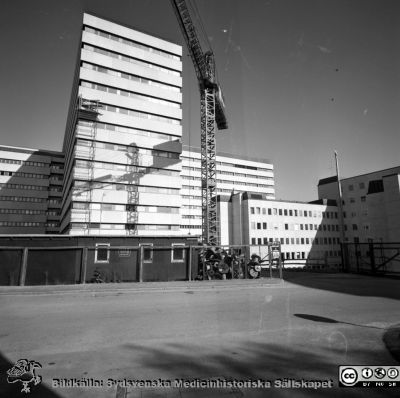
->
335, 151, 347, 271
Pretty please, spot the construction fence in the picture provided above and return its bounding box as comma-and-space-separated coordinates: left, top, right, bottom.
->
342, 241, 400, 276
0, 243, 284, 286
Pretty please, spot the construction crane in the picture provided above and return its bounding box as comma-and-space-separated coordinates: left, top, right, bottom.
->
170, 0, 228, 246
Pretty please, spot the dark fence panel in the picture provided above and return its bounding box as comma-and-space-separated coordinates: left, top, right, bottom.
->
86, 247, 139, 283
25, 249, 82, 285
0, 249, 22, 286
343, 242, 400, 275
142, 247, 189, 282
190, 247, 200, 280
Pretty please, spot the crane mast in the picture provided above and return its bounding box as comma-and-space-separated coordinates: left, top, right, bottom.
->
170, 0, 227, 245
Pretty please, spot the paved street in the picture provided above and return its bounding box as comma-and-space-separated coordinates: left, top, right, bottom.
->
0, 272, 399, 398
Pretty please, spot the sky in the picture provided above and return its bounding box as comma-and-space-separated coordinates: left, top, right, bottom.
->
0, 0, 399, 202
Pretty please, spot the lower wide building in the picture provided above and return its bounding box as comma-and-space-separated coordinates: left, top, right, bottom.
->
218, 192, 341, 267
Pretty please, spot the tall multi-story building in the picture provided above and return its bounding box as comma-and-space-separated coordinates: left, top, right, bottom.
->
61, 13, 183, 236
0, 145, 64, 234
181, 145, 275, 236
318, 166, 400, 242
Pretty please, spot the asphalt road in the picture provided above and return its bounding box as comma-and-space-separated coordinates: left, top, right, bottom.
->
0, 272, 399, 398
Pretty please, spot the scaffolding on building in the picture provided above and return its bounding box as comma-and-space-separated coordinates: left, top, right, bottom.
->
126, 147, 141, 235
76, 96, 102, 235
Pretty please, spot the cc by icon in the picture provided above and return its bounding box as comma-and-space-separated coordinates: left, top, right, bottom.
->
361, 368, 373, 379
340, 368, 358, 386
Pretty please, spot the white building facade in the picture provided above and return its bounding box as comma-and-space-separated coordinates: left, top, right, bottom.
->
181, 146, 275, 237
218, 192, 341, 264
61, 13, 183, 236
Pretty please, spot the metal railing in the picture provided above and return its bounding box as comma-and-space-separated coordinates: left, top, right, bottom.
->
342, 242, 400, 275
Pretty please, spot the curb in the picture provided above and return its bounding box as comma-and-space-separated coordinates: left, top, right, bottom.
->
0, 278, 285, 296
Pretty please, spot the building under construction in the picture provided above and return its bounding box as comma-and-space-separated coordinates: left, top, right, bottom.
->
61, 13, 184, 236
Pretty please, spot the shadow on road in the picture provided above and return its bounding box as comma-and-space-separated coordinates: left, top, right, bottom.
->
293, 313, 386, 330
0, 352, 62, 398
283, 271, 400, 301
119, 341, 397, 398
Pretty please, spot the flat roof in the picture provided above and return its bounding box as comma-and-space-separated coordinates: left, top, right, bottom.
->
318, 165, 400, 185
182, 145, 273, 165
317, 176, 337, 186
0, 145, 64, 159
220, 192, 337, 207
83, 12, 182, 50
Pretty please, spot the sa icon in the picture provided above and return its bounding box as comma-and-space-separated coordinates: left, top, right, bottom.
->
387, 368, 399, 379
340, 367, 358, 386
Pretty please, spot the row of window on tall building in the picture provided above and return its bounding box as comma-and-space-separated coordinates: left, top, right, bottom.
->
70, 223, 179, 231
182, 166, 273, 179
76, 139, 180, 158
251, 222, 339, 232
281, 250, 340, 260
0, 221, 59, 227
0, 196, 46, 203
81, 81, 181, 108
81, 62, 181, 93
0, 183, 62, 192
250, 207, 338, 219
79, 120, 179, 141
72, 181, 179, 195
182, 177, 272, 188
72, 202, 179, 213
84, 26, 181, 61
98, 103, 181, 125
182, 194, 276, 200
75, 159, 179, 177
0, 209, 47, 215
0, 158, 48, 167
181, 157, 273, 172
0, 170, 48, 179
182, 181, 271, 190
82, 44, 181, 77
250, 237, 340, 246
